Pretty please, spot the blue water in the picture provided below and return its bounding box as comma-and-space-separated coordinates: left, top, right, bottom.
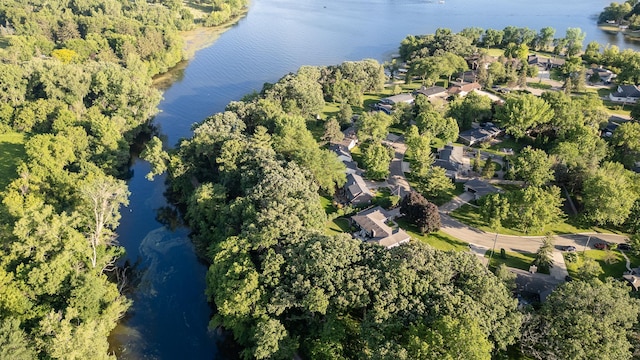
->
111, 0, 639, 358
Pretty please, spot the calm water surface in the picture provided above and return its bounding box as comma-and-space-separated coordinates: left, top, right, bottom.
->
111, 0, 639, 358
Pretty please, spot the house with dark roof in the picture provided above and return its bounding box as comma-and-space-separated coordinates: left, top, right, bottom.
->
458, 125, 502, 146
527, 55, 565, 70
351, 206, 411, 248
624, 267, 640, 291
345, 173, 373, 206
434, 144, 466, 179
609, 85, 640, 104
413, 86, 448, 100
463, 178, 501, 200
447, 82, 481, 97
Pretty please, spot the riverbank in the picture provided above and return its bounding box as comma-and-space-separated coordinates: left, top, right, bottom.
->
597, 23, 640, 39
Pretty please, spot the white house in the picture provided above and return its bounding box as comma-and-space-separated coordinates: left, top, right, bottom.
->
609, 85, 640, 104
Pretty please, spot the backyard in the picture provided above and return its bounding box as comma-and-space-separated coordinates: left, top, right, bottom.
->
484, 249, 543, 273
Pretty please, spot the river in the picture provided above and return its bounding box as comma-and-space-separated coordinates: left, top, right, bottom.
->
109, 0, 639, 358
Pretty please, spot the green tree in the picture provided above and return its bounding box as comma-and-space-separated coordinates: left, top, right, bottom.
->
322, 117, 344, 144
521, 279, 640, 360
415, 166, 454, 202
582, 162, 639, 225
480, 193, 510, 230
405, 125, 433, 176
495, 93, 553, 139
481, 156, 496, 179
362, 142, 393, 180
512, 147, 554, 186
140, 136, 169, 180
509, 186, 564, 233
533, 235, 554, 273
407, 316, 492, 360
356, 111, 392, 143
0, 318, 35, 360
611, 121, 640, 169
80, 173, 130, 269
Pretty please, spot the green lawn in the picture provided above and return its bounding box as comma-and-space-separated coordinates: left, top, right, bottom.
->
564, 250, 638, 281
0, 132, 26, 188
396, 217, 469, 251
485, 48, 505, 57
450, 203, 593, 236
350, 145, 364, 168
320, 195, 337, 215
320, 101, 342, 120
485, 249, 538, 272
487, 136, 530, 155
526, 82, 552, 90
325, 217, 351, 236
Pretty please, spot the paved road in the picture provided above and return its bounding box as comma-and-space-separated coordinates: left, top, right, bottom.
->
384, 136, 411, 197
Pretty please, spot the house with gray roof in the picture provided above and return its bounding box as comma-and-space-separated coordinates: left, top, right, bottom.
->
527, 54, 565, 70
413, 86, 448, 100
345, 173, 373, 206
609, 85, 640, 104
463, 178, 501, 200
351, 206, 411, 248
458, 125, 502, 146
379, 93, 415, 105
434, 144, 465, 179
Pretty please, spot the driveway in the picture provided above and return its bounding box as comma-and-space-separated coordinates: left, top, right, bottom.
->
439, 192, 474, 212
384, 136, 411, 197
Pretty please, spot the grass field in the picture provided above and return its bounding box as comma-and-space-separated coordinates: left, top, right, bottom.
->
450, 203, 593, 236
0, 132, 26, 189
325, 218, 351, 236
485, 249, 538, 272
396, 217, 469, 251
564, 250, 639, 281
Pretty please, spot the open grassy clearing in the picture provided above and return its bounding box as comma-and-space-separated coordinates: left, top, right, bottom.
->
0, 132, 26, 189
396, 217, 469, 251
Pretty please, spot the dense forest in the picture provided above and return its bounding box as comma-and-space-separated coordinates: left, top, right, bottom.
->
0, 0, 246, 358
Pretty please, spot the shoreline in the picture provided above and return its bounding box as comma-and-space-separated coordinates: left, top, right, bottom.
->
152, 10, 249, 89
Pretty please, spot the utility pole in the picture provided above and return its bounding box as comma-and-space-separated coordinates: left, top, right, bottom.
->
583, 235, 591, 253
487, 231, 499, 268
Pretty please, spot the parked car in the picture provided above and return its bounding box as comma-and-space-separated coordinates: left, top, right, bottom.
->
594, 242, 608, 250
563, 246, 576, 252
618, 243, 632, 251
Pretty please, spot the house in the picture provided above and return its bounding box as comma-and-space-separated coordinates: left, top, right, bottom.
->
609, 84, 640, 104
458, 125, 502, 146
463, 178, 501, 200
345, 173, 373, 206
379, 93, 415, 105
351, 206, 411, 248
328, 143, 352, 163
434, 144, 465, 179
527, 54, 565, 70
340, 127, 358, 150
413, 85, 448, 100
586, 67, 616, 84
447, 82, 481, 97
456, 70, 478, 83
372, 103, 393, 114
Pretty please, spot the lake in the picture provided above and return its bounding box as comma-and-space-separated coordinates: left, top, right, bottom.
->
110, 0, 639, 358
